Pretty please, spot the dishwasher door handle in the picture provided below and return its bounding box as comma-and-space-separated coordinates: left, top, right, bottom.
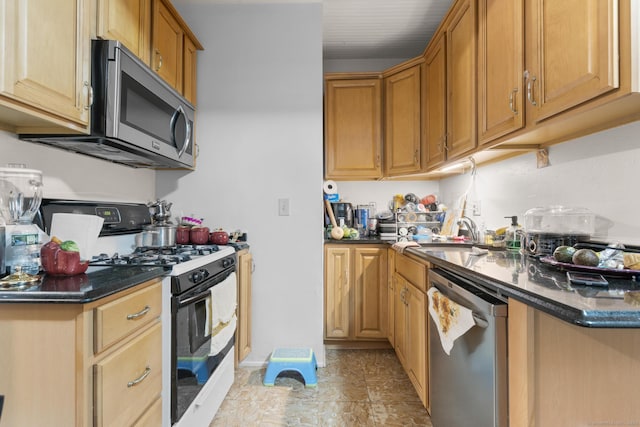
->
472, 313, 489, 329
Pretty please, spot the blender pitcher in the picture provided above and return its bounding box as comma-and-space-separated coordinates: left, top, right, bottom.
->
0, 166, 44, 275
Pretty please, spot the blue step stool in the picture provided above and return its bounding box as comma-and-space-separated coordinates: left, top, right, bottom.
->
263, 348, 318, 387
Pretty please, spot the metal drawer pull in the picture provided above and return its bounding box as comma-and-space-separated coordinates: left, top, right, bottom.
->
526, 76, 537, 106
509, 88, 518, 114
127, 366, 151, 387
127, 305, 150, 320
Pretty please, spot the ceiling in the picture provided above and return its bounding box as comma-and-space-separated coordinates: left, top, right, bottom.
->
322, 0, 455, 60
182, 0, 455, 60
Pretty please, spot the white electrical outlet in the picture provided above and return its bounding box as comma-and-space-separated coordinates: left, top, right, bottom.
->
278, 198, 290, 216
471, 200, 481, 216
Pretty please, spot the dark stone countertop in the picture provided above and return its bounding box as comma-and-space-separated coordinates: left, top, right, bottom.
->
406, 246, 640, 328
0, 266, 167, 304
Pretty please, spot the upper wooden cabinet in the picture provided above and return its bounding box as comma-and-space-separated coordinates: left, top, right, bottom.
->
383, 60, 424, 176
444, 0, 477, 161
423, 32, 448, 169
151, 0, 203, 104
524, 0, 619, 124
97, 0, 152, 65
0, 0, 92, 134
324, 74, 383, 180
478, 0, 525, 145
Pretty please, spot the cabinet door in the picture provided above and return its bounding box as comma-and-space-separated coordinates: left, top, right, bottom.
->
0, 0, 91, 129
387, 249, 396, 346
324, 77, 383, 179
393, 275, 408, 368
353, 247, 388, 339
152, 0, 183, 91
237, 250, 253, 363
97, 0, 151, 64
405, 282, 427, 407
445, 0, 477, 159
324, 246, 351, 339
384, 64, 422, 176
478, 0, 525, 145
423, 32, 448, 169
525, 0, 619, 123
183, 35, 198, 104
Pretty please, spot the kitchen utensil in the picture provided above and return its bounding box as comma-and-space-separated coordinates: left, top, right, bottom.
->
523, 206, 595, 257
147, 199, 174, 224
141, 224, 176, 247
190, 226, 210, 245
210, 229, 229, 245
325, 199, 344, 240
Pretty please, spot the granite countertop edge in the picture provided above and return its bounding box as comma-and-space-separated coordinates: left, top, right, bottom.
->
0, 266, 167, 304
405, 247, 640, 328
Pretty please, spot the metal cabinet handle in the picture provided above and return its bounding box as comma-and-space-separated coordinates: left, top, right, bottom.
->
414, 149, 419, 163
155, 49, 163, 71
526, 75, 537, 106
509, 88, 518, 114
127, 366, 151, 387
83, 81, 94, 110
127, 305, 150, 320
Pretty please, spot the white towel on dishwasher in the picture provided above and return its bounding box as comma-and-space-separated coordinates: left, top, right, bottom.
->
427, 287, 475, 355
210, 314, 237, 355
210, 272, 237, 331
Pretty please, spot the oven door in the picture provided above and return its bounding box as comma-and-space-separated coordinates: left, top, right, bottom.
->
171, 270, 236, 424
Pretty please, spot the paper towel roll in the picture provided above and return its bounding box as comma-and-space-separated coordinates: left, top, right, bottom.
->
323, 180, 338, 194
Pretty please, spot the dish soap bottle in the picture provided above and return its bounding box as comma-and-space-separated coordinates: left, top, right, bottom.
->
504, 216, 522, 253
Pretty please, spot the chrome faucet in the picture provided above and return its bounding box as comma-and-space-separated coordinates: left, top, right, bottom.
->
458, 216, 480, 243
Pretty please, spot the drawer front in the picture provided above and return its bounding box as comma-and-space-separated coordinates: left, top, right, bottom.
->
133, 396, 163, 427
94, 322, 162, 427
395, 254, 427, 292
94, 281, 162, 353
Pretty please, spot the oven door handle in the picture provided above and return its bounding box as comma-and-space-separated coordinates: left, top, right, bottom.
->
179, 291, 210, 307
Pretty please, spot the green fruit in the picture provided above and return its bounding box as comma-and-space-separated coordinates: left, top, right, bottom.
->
553, 245, 576, 263
572, 248, 599, 267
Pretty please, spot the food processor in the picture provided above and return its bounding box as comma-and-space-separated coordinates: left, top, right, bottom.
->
0, 166, 45, 279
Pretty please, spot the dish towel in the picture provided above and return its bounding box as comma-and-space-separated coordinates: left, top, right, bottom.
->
210, 315, 237, 355
427, 287, 475, 355
210, 272, 237, 330
391, 241, 420, 253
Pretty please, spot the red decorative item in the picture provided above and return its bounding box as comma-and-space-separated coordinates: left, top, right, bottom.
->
40, 241, 89, 276
210, 229, 229, 245
190, 227, 210, 245
176, 226, 191, 244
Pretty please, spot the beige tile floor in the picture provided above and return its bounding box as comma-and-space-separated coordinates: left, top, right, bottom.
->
210, 349, 433, 426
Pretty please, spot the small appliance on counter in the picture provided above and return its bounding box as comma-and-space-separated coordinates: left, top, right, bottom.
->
0, 166, 45, 278
523, 206, 595, 257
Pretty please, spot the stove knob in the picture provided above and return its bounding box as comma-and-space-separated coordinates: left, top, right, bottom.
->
191, 269, 207, 283
222, 258, 234, 268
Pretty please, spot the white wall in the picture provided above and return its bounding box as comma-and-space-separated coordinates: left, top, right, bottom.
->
159, 1, 325, 366
439, 120, 640, 246
0, 130, 155, 202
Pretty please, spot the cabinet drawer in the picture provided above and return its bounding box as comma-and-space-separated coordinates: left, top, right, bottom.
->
94, 281, 162, 353
94, 322, 162, 427
395, 254, 427, 292
133, 396, 163, 427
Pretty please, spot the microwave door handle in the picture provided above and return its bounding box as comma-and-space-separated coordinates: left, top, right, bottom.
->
170, 105, 192, 158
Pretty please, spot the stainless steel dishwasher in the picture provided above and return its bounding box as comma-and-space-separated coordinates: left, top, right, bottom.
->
428, 268, 508, 427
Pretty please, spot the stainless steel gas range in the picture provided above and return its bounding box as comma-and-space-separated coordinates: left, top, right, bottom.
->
37, 200, 239, 427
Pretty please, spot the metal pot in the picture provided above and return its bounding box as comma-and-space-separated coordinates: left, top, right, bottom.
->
140, 224, 176, 247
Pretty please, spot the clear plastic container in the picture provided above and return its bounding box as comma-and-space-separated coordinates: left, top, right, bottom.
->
523, 206, 595, 235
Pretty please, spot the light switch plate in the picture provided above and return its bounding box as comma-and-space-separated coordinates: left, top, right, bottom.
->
278, 198, 290, 216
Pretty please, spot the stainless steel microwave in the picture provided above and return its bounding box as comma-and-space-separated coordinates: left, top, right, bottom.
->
20, 40, 195, 169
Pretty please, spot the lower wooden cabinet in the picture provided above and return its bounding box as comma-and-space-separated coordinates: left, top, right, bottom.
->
324, 244, 388, 342
0, 279, 162, 427
236, 248, 253, 364
392, 252, 429, 410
